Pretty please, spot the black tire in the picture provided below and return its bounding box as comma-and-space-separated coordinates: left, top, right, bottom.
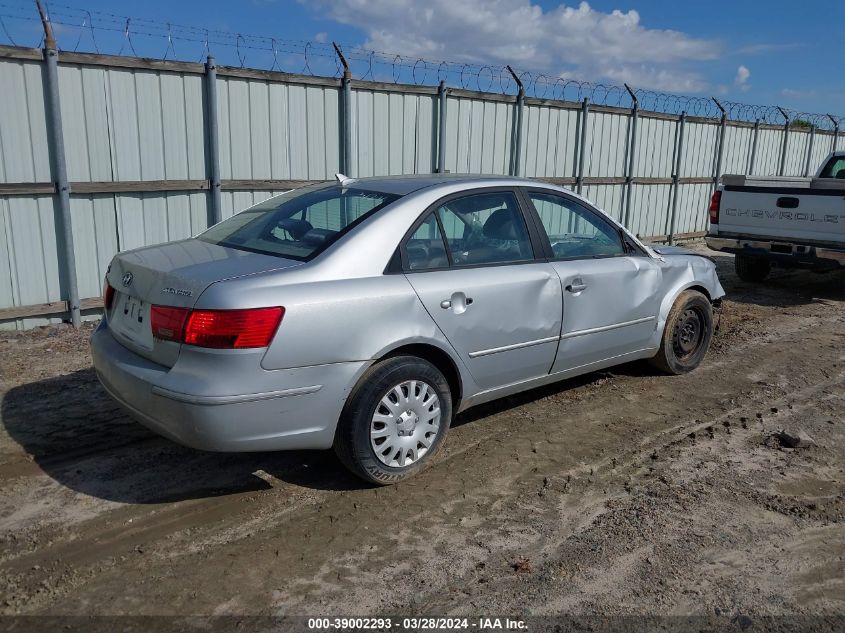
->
649, 290, 713, 375
334, 355, 452, 485
735, 254, 770, 282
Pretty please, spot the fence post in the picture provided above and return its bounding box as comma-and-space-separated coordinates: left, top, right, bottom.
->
576, 97, 590, 194
803, 125, 816, 177
37, 1, 80, 328
205, 56, 222, 226
342, 76, 352, 176
333, 43, 353, 176
669, 111, 686, 246
712, 98, 727, 187
623, 84, 638, 229
777, 106, 790, 176
747, 119, 760, 175
828, 115, 839, 155
506, 66, 524, 177
437, 80, 448, 173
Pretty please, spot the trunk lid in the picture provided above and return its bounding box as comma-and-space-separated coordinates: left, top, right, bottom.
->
105, 239, 301, 366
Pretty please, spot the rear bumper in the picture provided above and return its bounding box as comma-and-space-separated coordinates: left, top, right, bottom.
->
706, 235, 845, 268
90, 321, 368, 451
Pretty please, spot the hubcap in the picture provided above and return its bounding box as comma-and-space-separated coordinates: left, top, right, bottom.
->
672, 308, 704, 360
370, 380, 441, 468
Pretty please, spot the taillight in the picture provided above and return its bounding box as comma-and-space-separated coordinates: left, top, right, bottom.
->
150, 305, 284, 348
151, 305, 190, 342
709, 190, 722, 224
103, 279, 115, 311
184, 307, 284, 349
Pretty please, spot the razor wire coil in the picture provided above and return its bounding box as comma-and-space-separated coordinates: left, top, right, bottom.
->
0, 1, 840, 129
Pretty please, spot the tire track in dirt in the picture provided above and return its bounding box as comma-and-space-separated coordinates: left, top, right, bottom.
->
6, 292, 843, 615
2, 248, 844, 616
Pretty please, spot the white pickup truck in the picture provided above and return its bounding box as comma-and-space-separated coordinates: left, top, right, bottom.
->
706, 151, 845, 281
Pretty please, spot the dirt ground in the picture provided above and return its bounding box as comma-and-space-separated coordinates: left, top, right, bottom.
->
0, 244, 843, 624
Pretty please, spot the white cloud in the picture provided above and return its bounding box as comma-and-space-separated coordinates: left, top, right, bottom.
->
310, 0, 718, 92
781, 88, 817, 99
737, 42, 801, 55
734, 65, 750, 90
314, 31, 328, 43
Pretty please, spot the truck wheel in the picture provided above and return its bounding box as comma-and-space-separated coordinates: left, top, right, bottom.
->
334, 356, 452, 485
735, 254, 770, 282
650, 290, 713, 375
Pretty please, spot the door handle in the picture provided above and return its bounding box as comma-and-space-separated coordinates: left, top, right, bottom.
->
441, 293, 473, 313
566, 281, 587, 293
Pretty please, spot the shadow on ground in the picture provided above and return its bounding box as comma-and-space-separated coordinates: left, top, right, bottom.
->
708, 251, 845, 307
1, 361, 623, 505
1, 368, 364, 503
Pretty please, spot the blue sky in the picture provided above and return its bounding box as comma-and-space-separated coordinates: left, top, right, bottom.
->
1, 0, 841, 115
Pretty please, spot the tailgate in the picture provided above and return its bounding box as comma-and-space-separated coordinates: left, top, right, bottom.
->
105, 238, 301, 367
718, 186, 845, 244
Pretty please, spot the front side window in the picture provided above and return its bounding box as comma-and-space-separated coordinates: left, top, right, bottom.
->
434, 191, 533, 267
199, 185, 400, 260
529, 192, 624, 259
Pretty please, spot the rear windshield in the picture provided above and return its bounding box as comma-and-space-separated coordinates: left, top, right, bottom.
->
818, 156, 845, 179
198, 185, 401, 260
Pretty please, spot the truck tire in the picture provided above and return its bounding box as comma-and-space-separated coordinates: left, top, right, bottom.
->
735, 254, 770, 282
334, 356, 452, 485
649, 290, 713, 375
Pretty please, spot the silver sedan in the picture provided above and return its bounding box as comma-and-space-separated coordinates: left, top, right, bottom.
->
91, 175, 724, 484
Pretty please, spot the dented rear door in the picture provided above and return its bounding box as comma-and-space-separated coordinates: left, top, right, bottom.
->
406, 264, 563, 390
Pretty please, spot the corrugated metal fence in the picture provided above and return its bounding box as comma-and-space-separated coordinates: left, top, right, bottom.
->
1, 44, 843, 329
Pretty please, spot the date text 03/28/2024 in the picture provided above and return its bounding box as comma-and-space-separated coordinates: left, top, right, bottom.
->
306, 617, 528, 630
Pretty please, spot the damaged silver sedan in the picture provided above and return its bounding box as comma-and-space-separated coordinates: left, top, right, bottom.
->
91, 174, 724, 484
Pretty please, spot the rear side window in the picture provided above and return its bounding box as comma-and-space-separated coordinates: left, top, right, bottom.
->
818, 156, 845, 179
199, 186, 400, 260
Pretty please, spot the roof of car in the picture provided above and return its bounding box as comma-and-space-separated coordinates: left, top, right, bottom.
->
343, 173, 533, 196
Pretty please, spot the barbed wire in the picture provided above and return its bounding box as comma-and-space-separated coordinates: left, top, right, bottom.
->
0, 1, 841, 130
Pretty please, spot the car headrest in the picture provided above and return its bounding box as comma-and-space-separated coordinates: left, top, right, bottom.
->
836, 171, 845, 179
276, 218, 313, 240
300, 228, 336, 246
483, 208, 520, 240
